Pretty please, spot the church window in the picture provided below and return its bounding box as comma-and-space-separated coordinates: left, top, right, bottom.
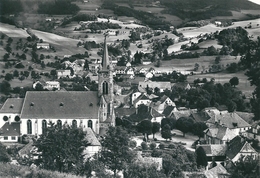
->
102, 81, 108, 95
3, 116, 8, 121
27, 120, 32, 134
15, 116, 20, 122
88, 120, 93, 129
42, 120, 47, 134
57, 120, 62, 129
72, 120, 77, 128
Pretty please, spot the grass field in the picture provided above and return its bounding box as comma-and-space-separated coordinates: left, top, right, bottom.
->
0, 23, 29, 38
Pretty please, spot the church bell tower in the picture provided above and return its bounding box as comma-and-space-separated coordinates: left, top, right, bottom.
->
98, 36, 114, 126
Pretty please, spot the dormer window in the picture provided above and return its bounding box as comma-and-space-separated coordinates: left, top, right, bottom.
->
10, 105, 14, 109
30, 102, 34, 107
233, 122, 238, 127
89, 103, 93, 107
60, 102, 64, 107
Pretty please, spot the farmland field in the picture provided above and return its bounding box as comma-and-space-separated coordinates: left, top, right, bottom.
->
0, 23, 29, 38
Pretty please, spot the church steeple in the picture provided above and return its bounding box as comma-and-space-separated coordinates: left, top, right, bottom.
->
101, 35, 109, 71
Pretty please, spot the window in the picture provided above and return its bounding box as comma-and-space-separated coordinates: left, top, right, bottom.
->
27, 120, 32, 134
3, 116, 8, 121
11, 136, 16, 140
15, 116, 20, 122
88, 120, 93, 129
4, 136, 8, 140
102, 81, 108, 95
42, 120, 47, 134
72, 120, 77, 128
57, 120, 62, 129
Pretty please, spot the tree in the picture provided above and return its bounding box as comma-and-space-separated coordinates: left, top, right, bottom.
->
152, 122, 161, 139
13, 70, 19, 77
137, 119, 153, 141
192, 122, 208, 140
50, 69, 57, 79
4, 73, 13, 81
0, 80, 11, 94
226, 99, 237, 112
34, 123, 89, 173
0, 142, 10, 162
18, 75, 25, 83
229, 77, 239, 87
195, 147, 208, 169
161, 117, 176, 130
99, 126, 135, 178
176, 117, 194, 137
84, 60, 89, 70
161, 124, 171, 141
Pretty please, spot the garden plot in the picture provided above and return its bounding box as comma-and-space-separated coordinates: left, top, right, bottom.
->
0, 23, 29, 38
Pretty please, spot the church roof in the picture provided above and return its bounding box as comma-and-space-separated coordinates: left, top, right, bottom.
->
0, 98, 24, 113
21, 91, 99, 119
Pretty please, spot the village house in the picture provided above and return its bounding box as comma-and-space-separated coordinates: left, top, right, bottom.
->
133, 93, 151, 108
150, 95, 175, 114
138, 81, 172, 92
57, 69, 71, 79
33, 81, 60, 91
225, 135, 258, 163
0, 122, 20, 142
83, 127, 101, 158
36, 43, 50, 49
206, 112, 251, 136
246, 121, 260, 141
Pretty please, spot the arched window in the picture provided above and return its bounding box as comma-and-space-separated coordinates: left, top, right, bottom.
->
72, 120, 77, 128
42, 120, 47, 134
3, 116, 8, 121
88, 120, 93, 129
102, 81, 108, 95
15, 116, 20, 122
27, 120, 32, 134
57, 120, 62, 129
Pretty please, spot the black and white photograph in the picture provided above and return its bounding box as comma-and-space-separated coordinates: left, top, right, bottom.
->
0, 0, 260, 177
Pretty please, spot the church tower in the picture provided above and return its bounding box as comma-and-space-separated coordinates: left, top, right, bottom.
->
98, 36, 115, 128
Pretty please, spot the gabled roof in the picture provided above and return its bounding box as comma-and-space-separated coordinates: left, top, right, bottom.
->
226, 136, 255, 160
159, 95, 169, 103
0, 122, 20, 136
0, 98, 24, 113
115, 108, 136, 117
21, 91, 99, 119
190, 112, 210, 122
162, 105, 175, 117
83, 127, 101, 146
235, 111, 254, 124
129, 108, 163, 123
205, 164, 229, 178
133, 93, 150, 106
198, 145, 227, 157
207, 112, 250, 129
204, 125, 237, 141
170, 110, 192, 120
171, 82, 190, 89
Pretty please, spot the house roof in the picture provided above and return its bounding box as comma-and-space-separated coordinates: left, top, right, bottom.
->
21, 91, 99, 119
147, 94, 159, 99
226, 136, 248, 160
83, 127, 101, 146
0, 122, 20, 136
235, 111, 254, 124
205, 164, 229, 178
133, 93, 150, 106
115, 108, 136, 117
0, 98, 24, 113
159, 95, 168, 103
129, 108, 163, 123
162, 105, 175, 117
171, 82, 190, 89
190, 112, 210, 122
116, 82, 131, 88
207, 112, 250, 129
170, 110, 192, 120
204, 125, 237, 141
199, 144, 227, 157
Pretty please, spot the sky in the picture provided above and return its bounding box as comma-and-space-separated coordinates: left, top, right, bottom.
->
247, 0, 260, 5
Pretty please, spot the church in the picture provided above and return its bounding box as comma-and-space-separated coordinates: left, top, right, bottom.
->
0, 37, 115, 141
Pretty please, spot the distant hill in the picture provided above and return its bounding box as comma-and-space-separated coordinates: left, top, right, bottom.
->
160, 0, 260, 21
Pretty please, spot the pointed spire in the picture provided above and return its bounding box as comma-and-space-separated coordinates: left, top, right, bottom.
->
102, 35, 109, 70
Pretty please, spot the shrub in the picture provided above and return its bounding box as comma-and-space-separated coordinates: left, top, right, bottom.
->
168, 144, 175, 149
129, 140, 137, 148
151, 149, 162, 157
154, 138, 158, 141
159, 143, 165, 149
141, 142, 148, 150
149, 142, 157, 150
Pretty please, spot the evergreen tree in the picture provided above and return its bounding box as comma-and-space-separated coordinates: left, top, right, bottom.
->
195, 147, 208, 169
